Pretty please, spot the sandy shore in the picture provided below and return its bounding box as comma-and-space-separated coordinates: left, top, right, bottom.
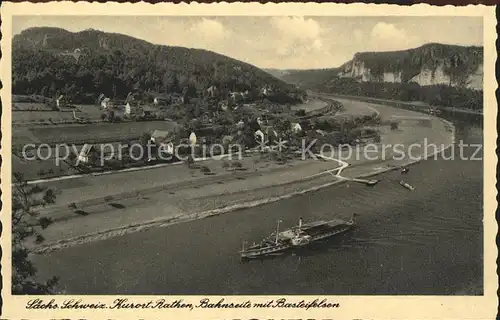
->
27, 97, 454, 253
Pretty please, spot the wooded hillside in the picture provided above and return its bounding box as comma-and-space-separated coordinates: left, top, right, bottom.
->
13, 27, 303, 104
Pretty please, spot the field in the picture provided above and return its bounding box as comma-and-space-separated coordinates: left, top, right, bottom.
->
290, 99, 327, 112
13, 140, 142, 181
75, 104, 106, 119
13, 154, 80, 181
13, 102, 54, 112
13, 121, 180, 146
13, 104, 104, 126
12, 102, 182, 180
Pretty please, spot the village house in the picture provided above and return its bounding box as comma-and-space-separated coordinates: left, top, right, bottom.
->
229, 91, 247, 103
254, 129, 265, 144
222, 135, 234, 146
139, 105, 158, 120
182, 86, 198, 104
60, 48, 84, 62
260, 85, 273, 97
173, 94, 184, 104
150, 130, 175, 158
200, 113, 214, 125
154, 93, 185, 106
55, 95, 68, 109
255, 125, 279, 146
291, 122, 303, 134
99, 92, 146, 121
219, 100, 229, 111
151, 130, 171, 144
207, 85, 217, 98
99, 95, 126, 111
77, 144, 99, 165
256, 117, 264, 127
154, 95, 171, 106
315, 129, 327, 137
189, 132, 197, 146
114, 101, 142, 120
100, 97, 111, 109
236, 120, 245, 129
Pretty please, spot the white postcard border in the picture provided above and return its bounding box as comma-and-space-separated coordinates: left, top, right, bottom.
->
1, 2, 497, 319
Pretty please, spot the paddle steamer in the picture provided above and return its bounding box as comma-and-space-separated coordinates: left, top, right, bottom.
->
240, 214, 356, 259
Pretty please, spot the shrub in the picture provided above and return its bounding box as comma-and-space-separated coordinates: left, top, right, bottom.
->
29, 185, 45, 193
35, 234, 45, 244
38, 217, 53, 229
295, 109, 306, 117
390, 122, 399, 130
231, 161, 243, 168
186, 155, 195, 168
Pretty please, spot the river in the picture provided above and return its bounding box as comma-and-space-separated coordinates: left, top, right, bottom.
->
32, 114, 483, 295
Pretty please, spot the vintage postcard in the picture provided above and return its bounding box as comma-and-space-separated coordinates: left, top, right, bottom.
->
0, 2, 497, 319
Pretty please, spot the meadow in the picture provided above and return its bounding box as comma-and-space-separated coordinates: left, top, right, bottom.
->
13, 104, 104, 126
13, 121, 179, 146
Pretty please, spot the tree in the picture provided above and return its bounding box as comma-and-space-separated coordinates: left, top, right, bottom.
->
274, 118, 292, 139
12, 172, 59, 294
140, 132, 152, 147
40, 86, 48, 98
235, 123, 257, 150
295, 109, 306, 117
105, 110, 113, 122
13, 29, 307, 105
164, 72, 181, 93
186, 155, 195, 168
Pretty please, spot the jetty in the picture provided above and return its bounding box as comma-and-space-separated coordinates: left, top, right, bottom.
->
350, 178, 380, 186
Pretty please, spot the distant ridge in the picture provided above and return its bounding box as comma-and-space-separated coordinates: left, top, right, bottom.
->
266, 43, 483, 112
268, 43, 483, 91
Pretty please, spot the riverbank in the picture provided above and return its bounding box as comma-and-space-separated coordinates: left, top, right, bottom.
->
310, 91, 483, 116
27, 97, 455, 254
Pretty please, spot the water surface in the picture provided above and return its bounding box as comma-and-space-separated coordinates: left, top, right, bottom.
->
33, 117, 483, 295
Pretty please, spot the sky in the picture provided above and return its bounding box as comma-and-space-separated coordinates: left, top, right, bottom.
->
13, 16, 483, 69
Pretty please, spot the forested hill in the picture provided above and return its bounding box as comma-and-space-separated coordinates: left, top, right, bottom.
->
13, 27, 302, 104
267, 68, 340, 89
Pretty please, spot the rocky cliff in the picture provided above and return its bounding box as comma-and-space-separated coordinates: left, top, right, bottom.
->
269, 43, 483, 111
337, 43, 483, 90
